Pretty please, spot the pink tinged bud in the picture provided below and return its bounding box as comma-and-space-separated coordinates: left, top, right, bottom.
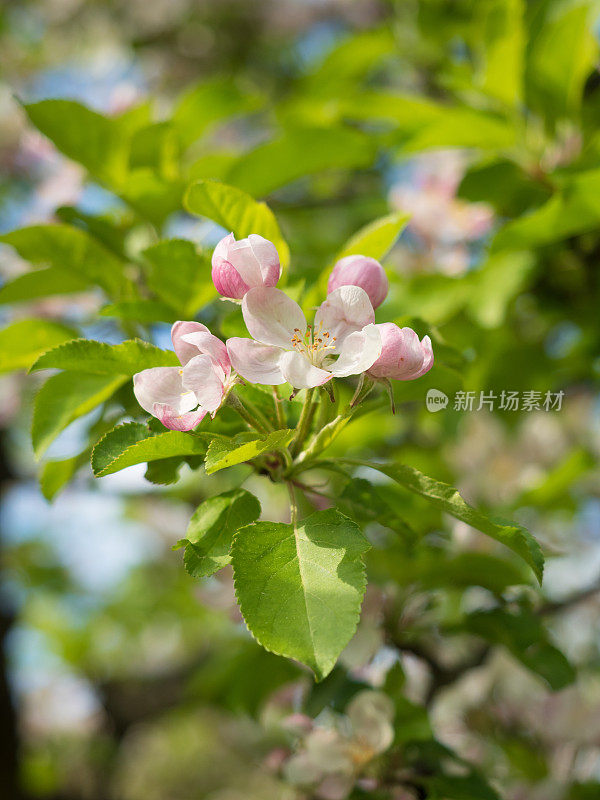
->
367, 323, 433, 381
211, 232, 281, 299
327, 255, 389, 309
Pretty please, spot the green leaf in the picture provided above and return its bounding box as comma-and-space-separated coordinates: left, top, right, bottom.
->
99, 301, 178, 324
39, 451, 89, 501
466, 251, 535, 328
22, 99, 132, 184
342, 461, 544, 584
0, 224, 129, 297
172, 76, 262, 148
144, 457, 185, 485
339, 91, 445, 130
142, 239, 215, 315
91, 422, 212, 477
118, 169, 185, 226
480, 0, 525, 106
526, 2, 597, 121
403, 107, 516, 152
332, 211, 410, 264
231, 508, 370, 680
178, 489, 261, 577
0, 319, 78, 374
204, 429, 294, 474
32, 372, 127, 458
226, 127, 376, 197
492, 168, 600, 250
424, 774, 500, 800
0, 267, 88, 304
463, 608, 576, 690
30, 338, 178, 375
184, 179, 290, 268
128, 121, 180, 176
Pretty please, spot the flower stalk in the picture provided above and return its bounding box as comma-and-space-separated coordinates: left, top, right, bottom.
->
291, 388, 317, 457
226, 393, 270, 434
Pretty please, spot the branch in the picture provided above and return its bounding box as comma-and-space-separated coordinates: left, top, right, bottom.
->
538, 577, 600, 616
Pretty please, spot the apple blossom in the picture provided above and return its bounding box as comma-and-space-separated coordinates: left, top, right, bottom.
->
367, 322, 433, 381
211, 232, 281, 299
133, 321, 232, 431
226, 285, 382, 390
327, 255, 389, 309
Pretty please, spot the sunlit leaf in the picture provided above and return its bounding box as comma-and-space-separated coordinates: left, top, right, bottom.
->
226, 127, 376, 197
142, 239, 215, 315
184, 179, 290, 267
91, 422, 212, 477
0, 268, 88, 304
340, 460, 544, 584
204, 429, 294, 474
177, 489, 261, 577
231, 508, 370, 680
0, 224, 129, 298
32, 372, 128, 458
0, 319, 78, 373
30, 338, 178, 375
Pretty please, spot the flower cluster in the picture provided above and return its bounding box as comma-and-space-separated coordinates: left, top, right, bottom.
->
133, 233, 433, 430
281, 690, 395, 800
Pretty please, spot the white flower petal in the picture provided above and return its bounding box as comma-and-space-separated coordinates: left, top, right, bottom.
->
329, 324, 382, 377
226, 337, 286, 385
279, 351, 332, 389
133, 367, 197, 415
314, 285, 375, 346
180, 331, 231, 381
182, 354, 226, 414
242, 287, 306, 349
171, 320, 210, 365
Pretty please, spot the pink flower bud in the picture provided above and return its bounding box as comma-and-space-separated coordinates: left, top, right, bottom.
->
367, 323, 433, 381
327, 255, 389, 309
212, 232, 281, 299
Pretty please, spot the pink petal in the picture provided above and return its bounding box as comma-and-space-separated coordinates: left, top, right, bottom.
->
329, 324, 382, 377
327, 255, 389, 309
413, 335, 434, 378
226, 337, 286, 384
153, 405, 207, 431
242, 287, 306, 349
133, 367, 197, 415
228, 234, 280, 287
171, 321, 210, 365
181, 354, 226, 415
394, 327, 427, 378
211, 232, 280, 299
367, 324, 433, 380
279, 351, 332, 389
212, 257, 251, 299
180, 331, 231, 381
314, 285, 375, 346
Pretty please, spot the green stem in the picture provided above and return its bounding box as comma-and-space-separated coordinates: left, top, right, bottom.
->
287, 481, 298, 527
315, 385, 335, 432
288, 396, 388, 476
291, 388, 316, 457
240, 394, 275, 432
226, 393, 269, 434
272, 385, 286, 428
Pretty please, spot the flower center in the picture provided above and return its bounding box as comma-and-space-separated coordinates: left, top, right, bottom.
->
290, 323, 337, 366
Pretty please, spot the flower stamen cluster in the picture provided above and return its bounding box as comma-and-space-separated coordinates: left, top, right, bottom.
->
290, 324, 337, 365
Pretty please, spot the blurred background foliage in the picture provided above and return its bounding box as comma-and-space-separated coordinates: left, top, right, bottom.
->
1, 0, 600, 798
